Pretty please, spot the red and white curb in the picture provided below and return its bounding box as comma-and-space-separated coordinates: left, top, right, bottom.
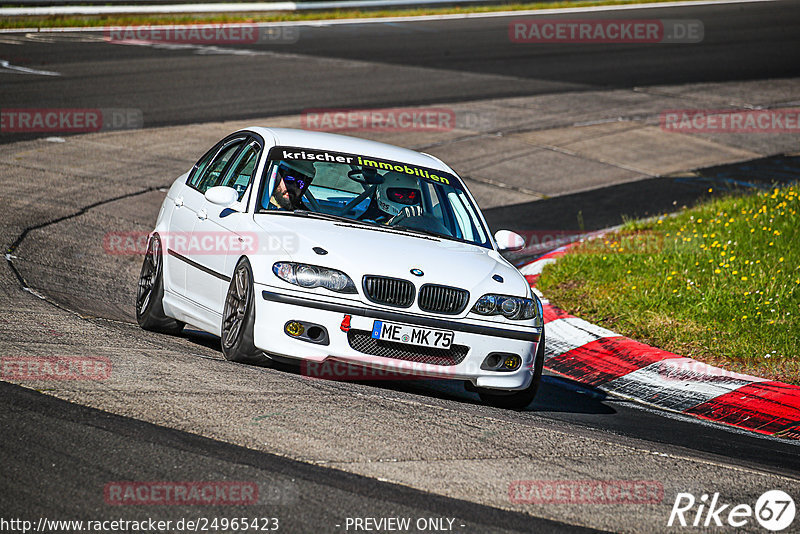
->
521, 245, 800, 440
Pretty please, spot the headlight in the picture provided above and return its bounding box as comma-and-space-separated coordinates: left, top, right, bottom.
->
471, 293, 542, 324
272, 262, 357, 294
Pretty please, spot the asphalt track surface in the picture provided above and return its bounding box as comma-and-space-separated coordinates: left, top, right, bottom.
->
1, 0, 799, 141
2, 1, 800, 532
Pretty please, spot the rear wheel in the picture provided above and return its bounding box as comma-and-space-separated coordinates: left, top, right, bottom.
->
221, 258, 272, 366
477, 328, 545, 410
136, 234, 184, 335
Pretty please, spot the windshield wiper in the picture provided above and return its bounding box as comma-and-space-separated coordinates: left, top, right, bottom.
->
287, 209, 384, 228
387, 225, 445, 240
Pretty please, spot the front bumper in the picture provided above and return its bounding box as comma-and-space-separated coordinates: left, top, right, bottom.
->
254, 286, 541, 391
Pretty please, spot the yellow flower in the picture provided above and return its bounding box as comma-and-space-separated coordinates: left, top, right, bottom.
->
741, 276, 748, 281
715, 269, 721, 274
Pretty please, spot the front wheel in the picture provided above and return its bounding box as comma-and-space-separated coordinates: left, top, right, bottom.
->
136, 234, 184, 335
477, 328, 545, 410
221, 258, 272, 366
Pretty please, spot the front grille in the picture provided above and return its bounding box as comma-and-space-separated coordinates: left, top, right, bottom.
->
363, 276, 415, 308
347, 329, 468, 366
418, 284, 469, 315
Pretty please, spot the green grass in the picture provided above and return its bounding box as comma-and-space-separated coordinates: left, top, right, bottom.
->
0, 0, 703, 29
537, 185, 800, 384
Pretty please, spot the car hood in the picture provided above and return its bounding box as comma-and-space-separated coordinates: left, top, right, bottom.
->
254, 215, 528, 298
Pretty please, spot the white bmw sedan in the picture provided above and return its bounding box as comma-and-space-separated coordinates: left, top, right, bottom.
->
137, 127, 544, 409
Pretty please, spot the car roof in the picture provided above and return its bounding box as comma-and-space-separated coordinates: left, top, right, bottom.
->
243, 127, 454, 174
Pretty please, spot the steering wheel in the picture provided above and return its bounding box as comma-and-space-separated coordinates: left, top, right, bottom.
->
387, 205, 423, 226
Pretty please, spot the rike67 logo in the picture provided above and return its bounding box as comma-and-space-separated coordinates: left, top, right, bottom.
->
668, 490, 795, 531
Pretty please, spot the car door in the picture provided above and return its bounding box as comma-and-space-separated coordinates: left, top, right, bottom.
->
163, 142, 220, 296
189, 137, 263, 313
176, 136, 247, 309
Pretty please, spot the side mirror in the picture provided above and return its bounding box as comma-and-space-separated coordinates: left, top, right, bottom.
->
205, 186, 239, 207
494, 230, 525, 252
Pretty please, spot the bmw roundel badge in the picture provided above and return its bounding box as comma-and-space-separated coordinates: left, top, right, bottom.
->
410, 268, 424, 277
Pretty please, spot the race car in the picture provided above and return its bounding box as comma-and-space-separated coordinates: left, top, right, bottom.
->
136, 127, 544, 409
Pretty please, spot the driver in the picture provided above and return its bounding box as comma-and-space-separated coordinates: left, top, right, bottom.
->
270, 160, 316, 210
374, 172, 423, 221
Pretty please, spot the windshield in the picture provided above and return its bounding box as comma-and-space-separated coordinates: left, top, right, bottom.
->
257, 146, 491, 248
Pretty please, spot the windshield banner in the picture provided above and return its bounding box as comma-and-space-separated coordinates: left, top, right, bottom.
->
270, 146, 459, 187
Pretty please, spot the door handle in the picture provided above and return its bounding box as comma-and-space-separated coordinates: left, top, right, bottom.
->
197, 209, 207, 220
174, 197, 184, 207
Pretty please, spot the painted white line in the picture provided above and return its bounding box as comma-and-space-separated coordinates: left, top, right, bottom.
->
0, 59, 60, 76
544, 316, 619, 358
0, 0, 779, 29
112, 39, 266, 55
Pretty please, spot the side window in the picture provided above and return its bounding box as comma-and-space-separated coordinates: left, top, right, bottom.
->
218, 139, 262, 201
190, 138, 246, 194
187, 145, 218, 187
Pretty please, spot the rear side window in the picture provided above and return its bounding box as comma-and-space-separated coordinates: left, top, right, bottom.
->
188, 138, 246, 194
187, 146, 217, 187
218, 139, 262, 201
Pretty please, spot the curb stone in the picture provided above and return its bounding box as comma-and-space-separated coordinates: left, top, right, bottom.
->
521, 243, 800, 440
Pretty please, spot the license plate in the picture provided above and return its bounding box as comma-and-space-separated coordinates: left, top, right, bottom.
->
371, 321, 454, 349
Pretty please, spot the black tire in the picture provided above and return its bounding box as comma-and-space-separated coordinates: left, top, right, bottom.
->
478, 328, 545, 410
221, 258, 271, 365
136, 234, 185, 335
